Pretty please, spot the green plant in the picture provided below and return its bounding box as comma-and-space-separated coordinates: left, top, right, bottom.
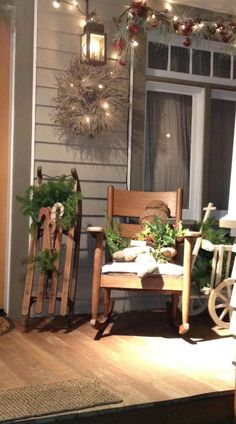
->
105, 217, 186, 263
192, 218, 233, 290
201, 218, 232, 245
136, 218, 186, 262
105, 223, 129, 255
35, 249, 60, 273
17, 177, 81, 233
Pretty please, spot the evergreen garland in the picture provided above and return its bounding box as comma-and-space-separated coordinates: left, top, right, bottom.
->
113, 1, 236, 64
17, 177, 81, 233
192, 218, 233, 290
35, 249, 60, 274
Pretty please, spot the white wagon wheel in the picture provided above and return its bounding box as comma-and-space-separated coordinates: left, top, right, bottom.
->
178, 294, 208, 316
208, 279, 234, 328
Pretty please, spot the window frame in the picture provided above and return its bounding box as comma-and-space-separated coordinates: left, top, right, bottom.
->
144, 81, 205, 221
147, 32, 236, 87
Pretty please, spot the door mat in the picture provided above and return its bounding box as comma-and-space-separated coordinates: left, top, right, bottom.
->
0, 315, 14, 336
0, 378, 122, 423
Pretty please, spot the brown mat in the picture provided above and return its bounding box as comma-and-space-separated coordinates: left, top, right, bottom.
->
0, 378, 122, 422
0, 316, 14, 336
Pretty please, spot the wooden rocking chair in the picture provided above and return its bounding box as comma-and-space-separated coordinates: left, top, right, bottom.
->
88, 186, 200, 336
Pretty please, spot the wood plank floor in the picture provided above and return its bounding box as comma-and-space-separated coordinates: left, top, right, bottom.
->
0, 310, 235, 423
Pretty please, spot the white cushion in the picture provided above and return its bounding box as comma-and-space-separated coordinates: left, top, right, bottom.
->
102, 262, 183, 276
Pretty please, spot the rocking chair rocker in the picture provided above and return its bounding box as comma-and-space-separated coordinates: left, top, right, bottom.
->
88, 186, 200, 336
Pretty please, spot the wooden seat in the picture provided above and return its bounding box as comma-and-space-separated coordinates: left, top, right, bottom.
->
88, 186, 200, 336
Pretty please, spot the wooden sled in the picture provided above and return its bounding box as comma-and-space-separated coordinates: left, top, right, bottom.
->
21, 167, 82, 329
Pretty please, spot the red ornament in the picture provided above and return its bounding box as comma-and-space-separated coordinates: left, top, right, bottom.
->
113, 39, 125, 51
183, 37, 191, 47
144, 235, 154, 243
222, 34, 230, 43
129, 23, 140, 34
118, 59, 126, 66
131, 1, 148, 18
181, 22, 193, 36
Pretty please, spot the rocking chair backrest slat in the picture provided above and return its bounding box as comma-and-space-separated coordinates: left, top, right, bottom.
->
107, 186, 183, 234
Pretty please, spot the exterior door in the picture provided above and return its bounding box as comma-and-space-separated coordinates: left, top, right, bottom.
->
0, 18, 11, 309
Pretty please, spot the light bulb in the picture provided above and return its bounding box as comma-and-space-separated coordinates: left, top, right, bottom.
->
85, 115, 90, 123
79, 19, 86, 28
98, 84, 104, 89
53, 0, 60, 8
173, 16, 178, 22
165, 2, 173, 12
72, 0, 78, 5
101, 101, 109, 109
131, 40, 139, 47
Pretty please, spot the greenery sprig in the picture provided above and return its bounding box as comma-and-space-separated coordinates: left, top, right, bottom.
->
113, 1, 236, 64
35, 249, 60, 274
105, 223, 129, 255
17, 176, 81, 233
136, 217, 186, 262
192, 218, 233, 290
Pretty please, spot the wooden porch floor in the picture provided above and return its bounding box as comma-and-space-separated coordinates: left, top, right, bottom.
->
0, 310, 235, 423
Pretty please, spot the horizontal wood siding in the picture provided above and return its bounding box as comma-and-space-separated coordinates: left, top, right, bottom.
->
36, 0, 128, 313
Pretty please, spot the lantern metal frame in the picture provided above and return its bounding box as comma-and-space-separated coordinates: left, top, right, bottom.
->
53, 0, 107, 65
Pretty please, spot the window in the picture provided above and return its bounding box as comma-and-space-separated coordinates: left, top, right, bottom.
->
144, 82, 205, 220
147, 32, 236, 86
207, 91, 236, 213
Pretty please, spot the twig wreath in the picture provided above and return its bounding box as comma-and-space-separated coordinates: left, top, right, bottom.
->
113, 0, 236, 64
52, 58, 128, 140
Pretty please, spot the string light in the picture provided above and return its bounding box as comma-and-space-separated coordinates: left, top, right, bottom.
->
101, 101, 109, 109
165, 2, 173, 12
112, 2, 236, 64
52, 0, 60, 8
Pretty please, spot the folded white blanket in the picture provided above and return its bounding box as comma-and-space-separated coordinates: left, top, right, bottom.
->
102, 262, 183, 277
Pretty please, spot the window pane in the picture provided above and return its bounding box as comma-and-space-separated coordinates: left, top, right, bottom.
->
171, 46, 189, 73
208, 99, 235, 209
213, 52, 231, 78
145, 91, 192, 208
148, 42, 168, 70
192, 49, 210, 76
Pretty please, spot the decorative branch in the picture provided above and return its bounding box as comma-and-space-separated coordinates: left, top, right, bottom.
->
113, 0, 236, 64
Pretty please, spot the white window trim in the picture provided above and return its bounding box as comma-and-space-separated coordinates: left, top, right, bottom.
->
145, 81, 205, 221
147, 32, 236, 87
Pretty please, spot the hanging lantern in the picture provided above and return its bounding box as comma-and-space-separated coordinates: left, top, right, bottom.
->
80, 21, 107, 65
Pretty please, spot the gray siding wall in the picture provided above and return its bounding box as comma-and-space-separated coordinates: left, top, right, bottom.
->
8, 0, 35, 317
35, 0, 131, 313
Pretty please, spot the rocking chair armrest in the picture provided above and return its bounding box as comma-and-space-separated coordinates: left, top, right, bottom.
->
87, 226, 105, 234
87, 226, 105, 241
184, 231, 202, 239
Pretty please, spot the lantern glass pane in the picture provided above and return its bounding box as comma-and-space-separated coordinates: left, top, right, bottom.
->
90, 33, 105, 62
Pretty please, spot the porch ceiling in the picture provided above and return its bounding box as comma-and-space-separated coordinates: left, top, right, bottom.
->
172, 0, 236, 15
